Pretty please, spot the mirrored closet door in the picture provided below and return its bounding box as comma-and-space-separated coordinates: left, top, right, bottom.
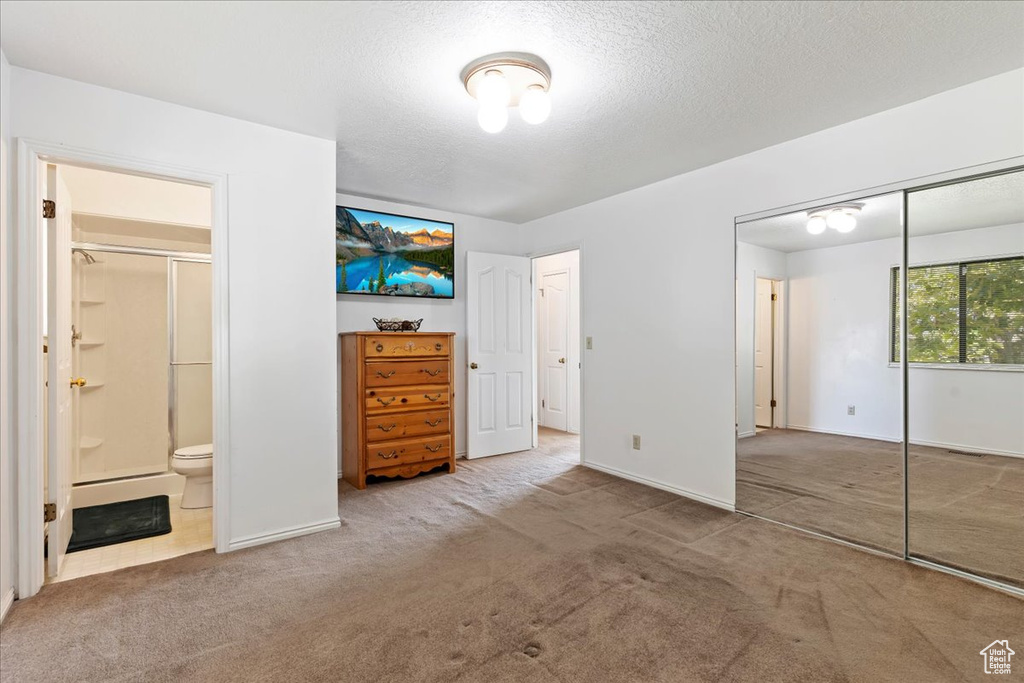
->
735, 192, 904, 555
736, 166, 1024, 593
904, 170, 1023, 589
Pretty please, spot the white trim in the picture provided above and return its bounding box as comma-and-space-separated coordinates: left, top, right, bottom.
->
736, 156, 1024, 224
582, 461, 735, 511
14, 139, 231, 599
737, 430, 755, 439
227, 517, 341, 551
908, 438, 1022, 459
0, 587, 14, 622
888, 362, 1024, 373
786, 425, 1022, 459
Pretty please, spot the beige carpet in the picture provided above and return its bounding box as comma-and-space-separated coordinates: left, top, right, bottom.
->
2, 428, 1021, 682
737, 428, 1024, 588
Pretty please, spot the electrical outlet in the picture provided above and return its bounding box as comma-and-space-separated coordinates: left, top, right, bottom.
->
848, 405, 856, 416
586, 336, 593, 350
632, 434, 641, 450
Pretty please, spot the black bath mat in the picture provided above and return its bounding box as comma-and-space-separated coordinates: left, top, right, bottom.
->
67, 495, 172, 552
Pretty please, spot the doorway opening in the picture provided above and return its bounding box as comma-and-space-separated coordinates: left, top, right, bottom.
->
532, 250, 581, 454
754, 277, 776, 430
41, 163, 214, 583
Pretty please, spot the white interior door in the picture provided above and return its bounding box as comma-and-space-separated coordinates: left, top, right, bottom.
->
754, 277, 773, 429
539, 270, 569, 431
466, 252, 533, 459
47, 164, 74, 577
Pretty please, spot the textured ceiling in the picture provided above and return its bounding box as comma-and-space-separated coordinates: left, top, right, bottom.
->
739, 171, 1024, 253
2, 1, 1023, 223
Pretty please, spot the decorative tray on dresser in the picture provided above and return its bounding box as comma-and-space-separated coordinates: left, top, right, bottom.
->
340, 331, 456, 489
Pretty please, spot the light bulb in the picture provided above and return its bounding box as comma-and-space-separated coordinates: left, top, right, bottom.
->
827, 209, 857, 233
519, 85, 551, 124
477, 104, 508, 134
806, 215, 827, 235
476, 70, 511, 108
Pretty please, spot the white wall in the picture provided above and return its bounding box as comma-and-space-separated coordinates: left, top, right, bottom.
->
1, 49, 16, 621
61, 164, 212, 227
8, 68, 340, 558
534, 250, 581, 434
520, 70, 1024, 508
735, 242, 787, 437
334, 193, 522, 471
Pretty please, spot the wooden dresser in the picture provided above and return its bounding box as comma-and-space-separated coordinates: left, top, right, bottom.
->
340, 332, 456, 489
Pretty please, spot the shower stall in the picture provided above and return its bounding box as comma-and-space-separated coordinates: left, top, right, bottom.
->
71, 243, 212, 504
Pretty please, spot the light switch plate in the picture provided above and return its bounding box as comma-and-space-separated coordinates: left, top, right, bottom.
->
632, 434, 641, 450
586, 336, 593, 350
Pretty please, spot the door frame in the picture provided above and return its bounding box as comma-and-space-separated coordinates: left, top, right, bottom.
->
15, 138, 230, 599
751, 275, 786, 430
529, 243, 585, 464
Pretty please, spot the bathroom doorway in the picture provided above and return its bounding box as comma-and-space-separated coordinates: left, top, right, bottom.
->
43, 164, 215, 582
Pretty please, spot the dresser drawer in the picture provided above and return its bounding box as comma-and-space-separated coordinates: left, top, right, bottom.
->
366, 435, 451, 470
364, 334, 450, 358
366, 409, 450, 443
365, 385, 450, 413
365, 360, 450, 387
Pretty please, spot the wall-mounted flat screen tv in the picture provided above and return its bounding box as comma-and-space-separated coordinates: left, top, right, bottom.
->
336, 207, 454, 298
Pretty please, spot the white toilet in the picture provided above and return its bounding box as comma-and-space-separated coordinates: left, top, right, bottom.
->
170, 443, 214, 509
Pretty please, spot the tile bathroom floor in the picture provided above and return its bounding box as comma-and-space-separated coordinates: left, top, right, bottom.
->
50, 495, 213, 583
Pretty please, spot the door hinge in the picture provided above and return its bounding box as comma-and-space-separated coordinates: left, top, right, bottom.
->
770, 399, 777, 408
540, 289, 544, 297
771, 293, 777, 301
42, 200, 56, 219
44, 503, 56, 523
542, 399, 545, 408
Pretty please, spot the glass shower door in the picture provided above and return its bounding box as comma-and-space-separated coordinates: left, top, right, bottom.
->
171, 259, 213, 453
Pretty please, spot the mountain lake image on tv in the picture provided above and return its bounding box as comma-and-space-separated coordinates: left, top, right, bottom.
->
336, 207, 454, 298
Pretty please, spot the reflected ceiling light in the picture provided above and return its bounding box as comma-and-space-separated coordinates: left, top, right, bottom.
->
463, 52, 552, 133
806, 205, 862, 235
806, 215, 827, 235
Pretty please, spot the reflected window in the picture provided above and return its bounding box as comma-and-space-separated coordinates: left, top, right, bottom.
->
892, 256, 1024, 365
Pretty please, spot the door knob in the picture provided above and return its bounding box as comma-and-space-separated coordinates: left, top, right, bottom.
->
70, 377, 87, 388
558, 357, 566, 364
470, 362, 478, 370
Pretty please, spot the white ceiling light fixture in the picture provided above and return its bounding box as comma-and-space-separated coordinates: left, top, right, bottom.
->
806, 204, 862, 235
463, 52, 552, 133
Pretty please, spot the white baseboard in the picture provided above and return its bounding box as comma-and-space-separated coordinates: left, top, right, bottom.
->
581, 461, 734, 512
908, 438, 1022, 459
1, 587, 14, 623
786, 424, 900, 443
227, 517, 341, 551
786, 425, 1022, 458
737, 430, 755, 439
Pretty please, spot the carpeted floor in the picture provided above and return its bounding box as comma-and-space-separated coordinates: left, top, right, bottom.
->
2, 428, 1021, 682
737, 429, 1024, 588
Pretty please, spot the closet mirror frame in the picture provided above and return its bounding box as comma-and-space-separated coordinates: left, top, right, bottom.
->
733, 159, 1024, 597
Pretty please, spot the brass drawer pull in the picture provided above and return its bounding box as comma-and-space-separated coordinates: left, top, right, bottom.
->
425, 444, 443, 453
375, 370, 396, 379
424, 393, 442, 402
435, 343, 443, 351
422, 368, 442, 377
377, 423, 397, 432
378, 450, 398, 459
425, 418, 443, 427
376, 396, 396, 406
375, 343, 384, 352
